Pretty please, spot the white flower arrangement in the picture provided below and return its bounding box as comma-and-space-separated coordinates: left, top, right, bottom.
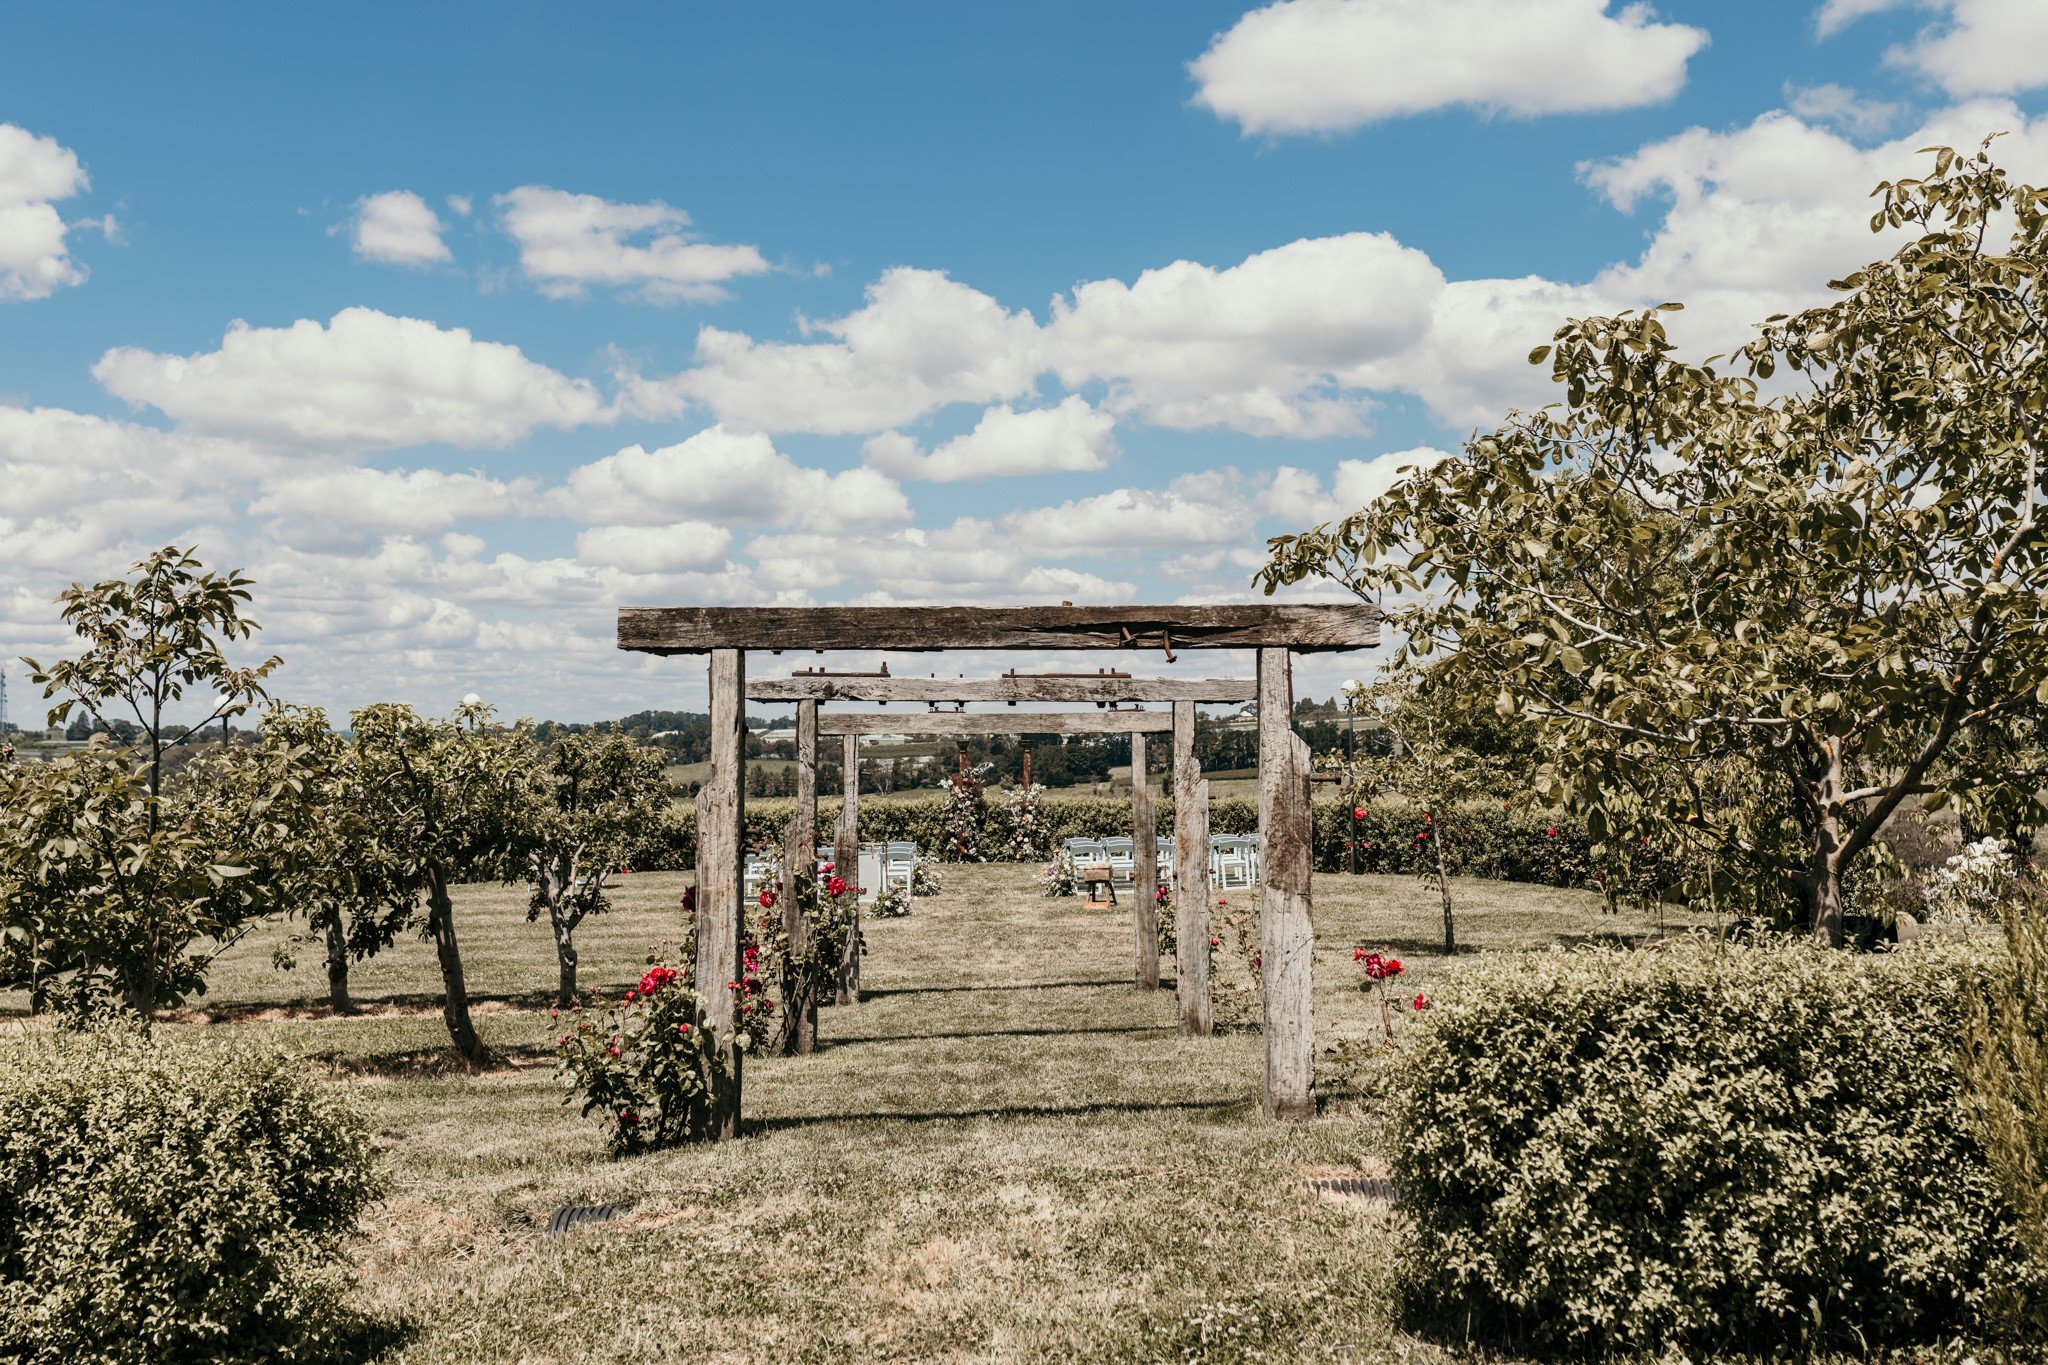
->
1922, 836, 2012, 925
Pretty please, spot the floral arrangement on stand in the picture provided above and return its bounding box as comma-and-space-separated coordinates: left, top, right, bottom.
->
871, 883, 911, 918
1005, 783, 1043, 861
945, 771, 986, 862
911, 855, 943, 896
555, 957, 729, 1153
1040, 848, 1078, 897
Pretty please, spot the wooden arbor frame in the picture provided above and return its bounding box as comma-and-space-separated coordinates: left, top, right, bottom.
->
617, 604, 1381, 1136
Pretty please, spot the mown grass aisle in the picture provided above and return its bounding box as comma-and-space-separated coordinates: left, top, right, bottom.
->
38, 869, 1683, 1362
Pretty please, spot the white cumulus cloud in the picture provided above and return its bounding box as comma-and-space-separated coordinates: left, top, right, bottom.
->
1819, 0, 2048, 95
1190, 0, 1708, 135
673, 268, 1043, 434
92, 307, 616, 450
1045, 232, 1444, 436
0, 122, 105, 301
560, 423, 911, 530
497, 186, 771, 303
249, 466, 540, 540
347, 190, 452, 266
862, 397, 1117, 482
576, 521, 735, 573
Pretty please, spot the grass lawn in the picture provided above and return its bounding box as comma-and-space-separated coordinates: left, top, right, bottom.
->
4, 868, 1696, 1363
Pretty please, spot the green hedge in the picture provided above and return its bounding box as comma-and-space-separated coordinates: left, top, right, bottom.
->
628, 794, 1611, 887
0, 1031, 381, 1363
1388, 939, 2041, 1355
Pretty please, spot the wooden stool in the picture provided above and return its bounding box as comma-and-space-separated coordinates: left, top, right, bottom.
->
1080, 863, 1118, 910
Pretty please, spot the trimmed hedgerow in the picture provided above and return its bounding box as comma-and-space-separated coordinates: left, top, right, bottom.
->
1388, 938, 2042, 1356
0, 1030, 381, 1364
630, 794, 1611, 887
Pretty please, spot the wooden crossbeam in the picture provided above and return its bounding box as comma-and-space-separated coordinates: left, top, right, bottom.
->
815, 710, 1172, 737
618, 604, 1379, 655
749, 675, 1254, 704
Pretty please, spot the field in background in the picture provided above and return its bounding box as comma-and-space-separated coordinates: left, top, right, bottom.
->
0, 867, 1708, 1361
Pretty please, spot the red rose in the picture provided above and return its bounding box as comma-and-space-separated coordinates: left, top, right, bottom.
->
1546, 827, 1557, 838
1412, 992, 1428, 1011
758, 890, 776, 908
1208, 935, 1221, 947
1352, 806, 1366, 821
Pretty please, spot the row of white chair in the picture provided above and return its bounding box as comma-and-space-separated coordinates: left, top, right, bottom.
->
1060, 834, 1262, 888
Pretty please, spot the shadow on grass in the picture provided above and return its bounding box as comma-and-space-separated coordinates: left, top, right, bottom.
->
315, 1041, 557, 1079
822, 1022, 1179, 1046
1331, 936, 1475, 957
746, 1094, 1250, 1134
855, 977, 1128, 998
327, 1310, 414, 1364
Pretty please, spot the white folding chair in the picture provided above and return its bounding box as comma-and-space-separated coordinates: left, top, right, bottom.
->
1104, 836, 1136, 885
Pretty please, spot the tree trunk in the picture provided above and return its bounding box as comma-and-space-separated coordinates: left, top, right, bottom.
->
1810, 783, 1847, 948
425, 864, 487, 1064
323, 914, 354, 1014
1431, 813, 1457, 955
553, 914, 579, 1008
120, 972, 156, 1023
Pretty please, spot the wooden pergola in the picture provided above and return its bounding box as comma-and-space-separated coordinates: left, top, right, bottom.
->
617, 604, 1381, 1136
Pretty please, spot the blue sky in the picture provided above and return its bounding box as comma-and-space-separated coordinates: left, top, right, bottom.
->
3, 0, 2045, 721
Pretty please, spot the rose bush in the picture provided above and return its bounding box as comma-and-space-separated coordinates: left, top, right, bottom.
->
556, 956, 733, 1154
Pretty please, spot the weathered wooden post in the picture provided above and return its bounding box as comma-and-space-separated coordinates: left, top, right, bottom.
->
780, 698, 819, 1054
1257, 647, 1314, 1120
834, 733, 861, 1005
1131, 729, 1160, 989
1172, 700, 1213, 1035
695, 648, 746, 1137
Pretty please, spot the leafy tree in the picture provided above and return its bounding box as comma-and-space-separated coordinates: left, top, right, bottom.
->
24, 545, 279, 823
243, 706, 409, 1014
348, 702, 542, 1062
1341, 677, 1517, 953
1263, 141, 2048, 943
0, 736, 305, 1016
526, 731, 673, 1007
1, 548, 296, 1015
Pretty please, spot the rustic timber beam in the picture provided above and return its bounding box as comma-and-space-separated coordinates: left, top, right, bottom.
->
749, 675, 1256, 705
618, 604, 1380, 655
816, 710, 1173, 737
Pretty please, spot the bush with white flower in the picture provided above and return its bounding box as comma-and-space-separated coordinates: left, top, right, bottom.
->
1005, 783, 1043, 861
1922, 836, 2013, 925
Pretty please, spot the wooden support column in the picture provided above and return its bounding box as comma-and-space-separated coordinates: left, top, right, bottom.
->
780, 699, 819, 1054
834, 734, 861, 1005
1131, 730, 1160, 989
695, 648, 745, 1138
1257, 647, 1314, 1121
1173, 700, 1213, 1035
